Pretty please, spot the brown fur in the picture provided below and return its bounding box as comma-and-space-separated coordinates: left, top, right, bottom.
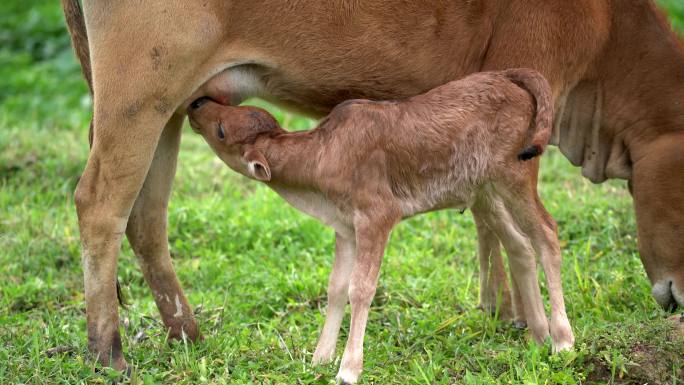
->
62, 0, 684, 374
187, 69, 574, 383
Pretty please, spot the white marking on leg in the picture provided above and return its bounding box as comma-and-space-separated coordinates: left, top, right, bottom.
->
173, 294, 183, 318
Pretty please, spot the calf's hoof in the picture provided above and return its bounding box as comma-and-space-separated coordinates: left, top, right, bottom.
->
477, 301, 514, 321
336, 357, 362, 385
336, 368, 361, 385
312, 349, 335, 366
550, 318, 575, 353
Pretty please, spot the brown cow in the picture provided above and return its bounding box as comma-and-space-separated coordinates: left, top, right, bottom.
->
62, 0, 684, 374
187, 69, 574, 383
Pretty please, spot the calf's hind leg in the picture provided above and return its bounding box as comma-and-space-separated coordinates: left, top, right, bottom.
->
473, 214, 516, 321
473, 197, 550, 345
125, 114, 199, 341
525, 197, 574, 351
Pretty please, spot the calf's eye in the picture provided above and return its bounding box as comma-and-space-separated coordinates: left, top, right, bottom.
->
217, 123, 225, 139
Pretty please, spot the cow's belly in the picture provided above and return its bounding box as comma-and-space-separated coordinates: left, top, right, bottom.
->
188, 1, 494, 115
189, 57, 466, 119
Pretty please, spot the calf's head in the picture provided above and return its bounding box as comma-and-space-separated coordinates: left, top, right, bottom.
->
188, 98, 280, 181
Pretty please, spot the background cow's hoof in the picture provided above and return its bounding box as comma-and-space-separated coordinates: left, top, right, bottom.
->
513, 320, 528, 330
93, 361, 131, 382
166, 321, 201, 344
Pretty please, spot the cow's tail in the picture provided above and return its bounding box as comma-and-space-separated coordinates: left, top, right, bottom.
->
61, 0, 92, 94
62, 0, 126, 308
503, 68, 553, 161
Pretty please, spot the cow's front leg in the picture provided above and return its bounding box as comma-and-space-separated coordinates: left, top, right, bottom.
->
632, 133, 684, 310
125, 114, 199, 342
312, 232, 356, 365
337, 214, 398, 385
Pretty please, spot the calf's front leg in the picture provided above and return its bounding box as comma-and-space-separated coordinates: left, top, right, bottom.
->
337, 215, 397, 385
312, 232, 356, 364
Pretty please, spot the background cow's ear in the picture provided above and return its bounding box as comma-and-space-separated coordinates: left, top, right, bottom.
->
243, 147, 271, 181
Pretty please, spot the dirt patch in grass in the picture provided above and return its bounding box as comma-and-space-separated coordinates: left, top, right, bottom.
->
586, 315, 684, 384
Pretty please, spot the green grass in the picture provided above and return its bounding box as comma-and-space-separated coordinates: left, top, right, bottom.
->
1, 1, 683, 384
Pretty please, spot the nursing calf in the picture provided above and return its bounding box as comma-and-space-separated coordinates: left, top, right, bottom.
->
188, 69, 574, 384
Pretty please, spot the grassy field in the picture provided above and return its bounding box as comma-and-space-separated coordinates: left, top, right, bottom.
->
1, 1, 684, 384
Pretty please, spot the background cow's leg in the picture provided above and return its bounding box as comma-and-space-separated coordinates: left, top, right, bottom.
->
632, 133, 684, 310
125, 114, 199, 341
473, 211, 515, 320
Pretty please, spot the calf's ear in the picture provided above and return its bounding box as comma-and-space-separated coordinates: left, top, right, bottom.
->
243, 147, 271, 182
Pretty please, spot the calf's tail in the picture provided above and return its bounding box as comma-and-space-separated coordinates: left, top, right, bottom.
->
503, 68, 553, 161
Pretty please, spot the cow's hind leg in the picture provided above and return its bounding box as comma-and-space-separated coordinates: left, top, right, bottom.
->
77, 108, 173, 370
75, 9, 220, 370
125, 113, 199, 341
